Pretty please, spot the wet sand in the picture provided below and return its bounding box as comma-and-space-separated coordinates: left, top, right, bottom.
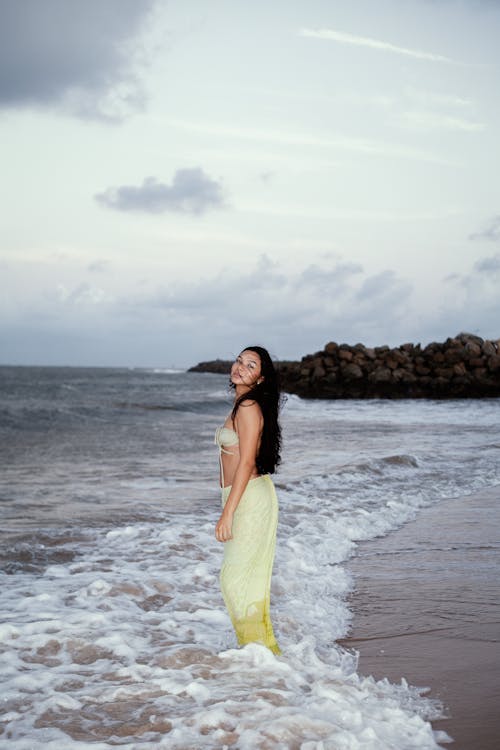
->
339, 485, 500, 750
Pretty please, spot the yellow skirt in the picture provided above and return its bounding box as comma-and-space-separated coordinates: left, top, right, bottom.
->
220, 474, 280, 655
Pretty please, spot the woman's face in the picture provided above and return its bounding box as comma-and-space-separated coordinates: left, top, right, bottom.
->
230, 350, 262, 389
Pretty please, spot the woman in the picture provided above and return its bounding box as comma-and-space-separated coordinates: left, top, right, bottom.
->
214, 346, 282, 655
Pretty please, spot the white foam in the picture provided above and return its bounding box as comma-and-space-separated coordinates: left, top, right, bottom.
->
0, 481, 451, 749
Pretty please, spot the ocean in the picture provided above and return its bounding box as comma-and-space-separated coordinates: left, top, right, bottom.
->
1, 366, 499, 749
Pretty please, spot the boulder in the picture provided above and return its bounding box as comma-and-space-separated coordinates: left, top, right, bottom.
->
453, 362, 467, 377
342, 363, 364, 380
415, 364, 431, 376
469, 357, 485, 368
312, 364, 326, 379
457, 332, 484, 346
385, 358, 399, 370
324, 341, 338, 355
435, 367, 455, 379
369, 367, 392, 383
488, 355, 500, 372
444, 348, 465, 365
482, 341, 497, 356
464, 341, 482, 358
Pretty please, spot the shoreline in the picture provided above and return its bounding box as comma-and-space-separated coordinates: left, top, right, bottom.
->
338, 485, 500, 749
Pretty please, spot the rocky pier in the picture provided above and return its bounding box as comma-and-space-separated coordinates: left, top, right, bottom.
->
188, 333, 500, 398
278, 332, 500, 399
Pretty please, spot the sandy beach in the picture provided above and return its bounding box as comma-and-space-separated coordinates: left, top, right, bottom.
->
339, 485, 500, 750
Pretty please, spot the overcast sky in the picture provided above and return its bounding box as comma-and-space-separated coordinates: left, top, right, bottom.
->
1, 0, 499, 367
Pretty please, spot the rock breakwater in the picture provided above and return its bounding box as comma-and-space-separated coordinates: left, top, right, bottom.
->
188, 333, 500, 398
278, 332, 500, 399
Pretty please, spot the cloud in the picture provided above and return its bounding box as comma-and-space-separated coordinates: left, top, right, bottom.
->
469, 215, 500, 242
433, 252, 500, 341
2, 253, 499, 367
439, 252, 500, 293
396, 111, 484, 132
296, 261, 363, 293
167, 118, 459, 166
87, 260, 110, 273
394, 87, 483, 133
0, 0, 155, 120
259, 171, 274, 184
95, 169, 226, 215
144, 255, 286, 314
404, 88, 473, 109
55, 282, 108, 305
473, 254, 500, 273
124, 256, 415, 354
356, 270, 401, 299
299, 28, 454, 63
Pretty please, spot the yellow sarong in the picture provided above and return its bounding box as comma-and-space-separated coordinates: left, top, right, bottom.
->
220, 474, 280, 655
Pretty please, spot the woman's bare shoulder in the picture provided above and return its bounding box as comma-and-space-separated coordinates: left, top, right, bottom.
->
234, 399, 263, 426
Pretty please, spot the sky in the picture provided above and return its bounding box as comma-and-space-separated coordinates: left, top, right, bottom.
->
1, 0, 499, 368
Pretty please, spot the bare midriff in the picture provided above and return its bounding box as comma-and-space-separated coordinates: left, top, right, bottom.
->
219, 444, 261, 488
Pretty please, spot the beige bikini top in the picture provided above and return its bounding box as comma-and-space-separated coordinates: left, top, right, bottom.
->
214, 425, 239, 452
214, 424, 239, 487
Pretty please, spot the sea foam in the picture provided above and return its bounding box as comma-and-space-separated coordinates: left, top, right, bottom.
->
1, 474, 452, 748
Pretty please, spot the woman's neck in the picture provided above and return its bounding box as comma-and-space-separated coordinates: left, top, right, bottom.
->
234, 384, 252, 399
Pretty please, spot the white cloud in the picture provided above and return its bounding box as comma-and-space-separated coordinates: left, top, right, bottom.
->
299, 28, 454, 63
404, 88, 473, 109
396, 111, 485, 132
166, 118, 459, 165
55, 282, 108, 306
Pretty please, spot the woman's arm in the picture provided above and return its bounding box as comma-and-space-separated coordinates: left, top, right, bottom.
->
215, 401, 263, 543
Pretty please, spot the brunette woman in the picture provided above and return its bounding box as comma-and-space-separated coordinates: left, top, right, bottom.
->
214, 346, 282, 654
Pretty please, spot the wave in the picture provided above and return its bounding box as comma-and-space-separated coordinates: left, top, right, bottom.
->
148, 368, 187, 374
113, 401, 179, 411
337, 453, 419, 476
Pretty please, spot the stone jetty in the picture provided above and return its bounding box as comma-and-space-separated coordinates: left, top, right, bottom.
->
278, 332, 500, 399
188, 332, 500, 398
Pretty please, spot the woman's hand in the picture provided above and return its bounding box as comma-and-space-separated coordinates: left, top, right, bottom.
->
215, 510, 233, 543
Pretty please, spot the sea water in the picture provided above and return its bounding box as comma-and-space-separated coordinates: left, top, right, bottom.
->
1, 366, 499, 749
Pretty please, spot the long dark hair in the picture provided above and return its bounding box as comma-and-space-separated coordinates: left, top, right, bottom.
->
230, 345, 283, 475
